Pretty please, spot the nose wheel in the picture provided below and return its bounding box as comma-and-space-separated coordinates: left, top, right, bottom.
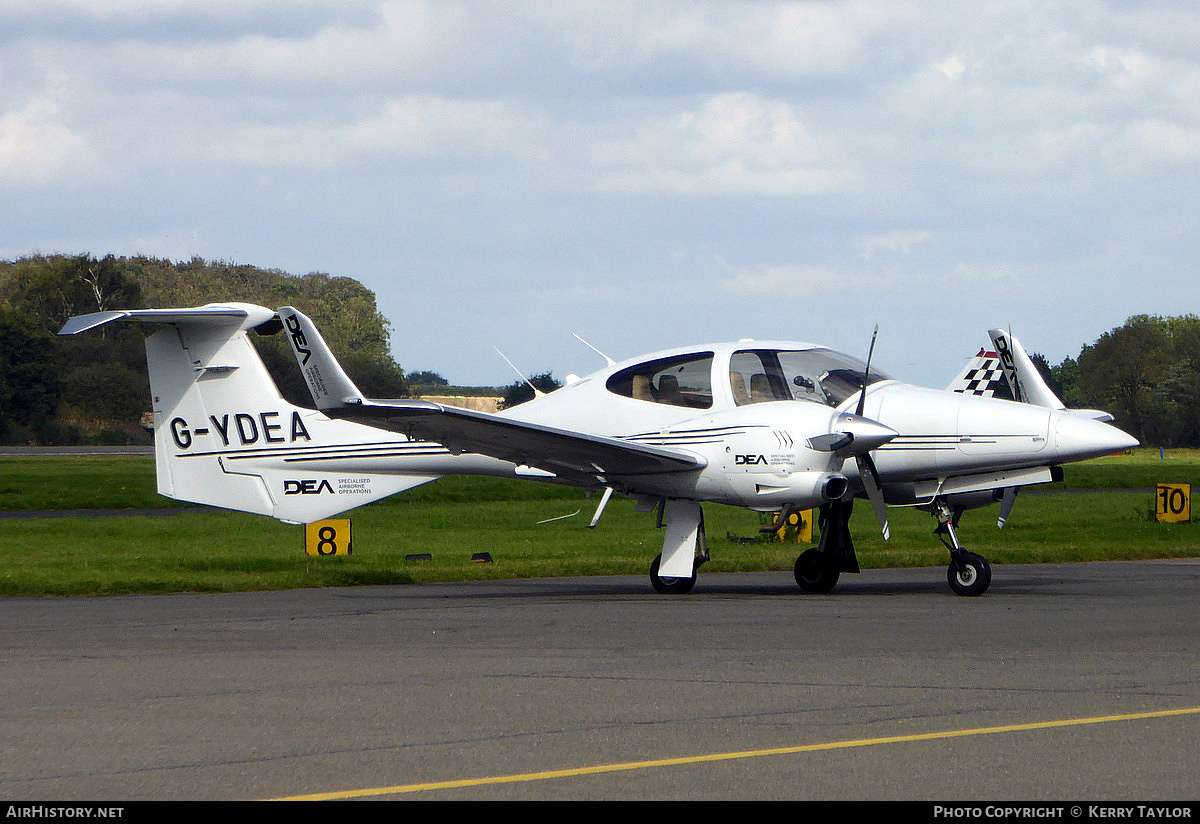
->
946, 550, 991, 596
933, 500, 992, 597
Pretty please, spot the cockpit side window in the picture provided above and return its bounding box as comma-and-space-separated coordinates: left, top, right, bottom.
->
730, 351, 792, 405
732, 348, 892, 408
606, 352, 714, 409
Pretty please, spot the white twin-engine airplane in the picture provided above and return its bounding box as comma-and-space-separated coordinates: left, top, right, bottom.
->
59, 303, 1137, 597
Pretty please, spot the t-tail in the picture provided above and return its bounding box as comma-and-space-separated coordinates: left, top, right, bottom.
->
58, 303, 434, 523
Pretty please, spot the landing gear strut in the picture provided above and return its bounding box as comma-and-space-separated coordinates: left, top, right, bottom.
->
793, 499, 860, 594
649, 500, 708, 594
932, 499, 991, 596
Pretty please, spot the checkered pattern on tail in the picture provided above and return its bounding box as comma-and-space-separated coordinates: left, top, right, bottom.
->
948, 349, 1015, 400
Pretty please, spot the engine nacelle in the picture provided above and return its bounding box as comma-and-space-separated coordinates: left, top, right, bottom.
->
726, 470, 848, 511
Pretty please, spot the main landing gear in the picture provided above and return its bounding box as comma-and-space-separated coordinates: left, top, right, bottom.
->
648, 496, 993, 597
649, 553, 698, 594
789, 497, 993, 597
932, 499, 992, 597
792, 499, 859, 594
649, 499, 709, 594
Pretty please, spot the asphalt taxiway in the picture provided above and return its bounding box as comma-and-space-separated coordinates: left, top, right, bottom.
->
2, 561, 1198, 800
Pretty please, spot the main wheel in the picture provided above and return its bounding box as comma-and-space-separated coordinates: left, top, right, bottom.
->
650, 553, 696, 594
794, 548, 839, 593
947, 551, 991, 596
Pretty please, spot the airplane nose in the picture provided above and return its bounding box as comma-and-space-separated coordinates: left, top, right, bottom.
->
1053, 413, 1139, 462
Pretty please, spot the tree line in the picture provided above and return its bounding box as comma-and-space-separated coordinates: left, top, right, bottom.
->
1, 254, 1196, 448
0, 254, 409, 444
1042, 314, 1200, 449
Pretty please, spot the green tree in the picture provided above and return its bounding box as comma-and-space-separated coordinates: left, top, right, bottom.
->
0, 254, 411, 439
61, 363, 150, 421
1074, 314, 1200, 447
0, 254, 142, 335
500, 372, 562, 409
1050, 356, 1085, 409
408, 371, 450, 388
0, 310, 61, 442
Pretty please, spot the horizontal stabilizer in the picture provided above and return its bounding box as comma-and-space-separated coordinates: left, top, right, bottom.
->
951, 329, 1118, 423
59, 304, 277, 336
58, 301, 439, 523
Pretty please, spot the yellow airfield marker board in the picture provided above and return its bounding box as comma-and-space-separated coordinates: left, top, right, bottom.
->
1155, 484, 1191, 523
305, 519, 352, 556
773, 509, 814, 543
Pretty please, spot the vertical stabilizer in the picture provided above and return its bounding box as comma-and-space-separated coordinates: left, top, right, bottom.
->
60, 304, 434, 522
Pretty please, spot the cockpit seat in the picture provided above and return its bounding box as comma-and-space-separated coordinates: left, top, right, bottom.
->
655, 374, 687, 406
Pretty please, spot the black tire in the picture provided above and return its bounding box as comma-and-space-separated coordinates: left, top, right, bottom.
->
650, 553, 696, 594
794, 548, 839, 593
947, 551, 991, 596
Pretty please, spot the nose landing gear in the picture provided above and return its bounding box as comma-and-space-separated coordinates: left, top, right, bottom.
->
933, 499, 992, 596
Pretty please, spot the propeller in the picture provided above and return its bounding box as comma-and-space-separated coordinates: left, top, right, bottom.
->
854, 325, 890, 539
805, 411, 895, 539
856, 325, 878, 418
997, 487, 1018, 529
807, 325, 893, 540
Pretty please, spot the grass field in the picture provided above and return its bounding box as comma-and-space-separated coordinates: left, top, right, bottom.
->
2, 448, 1198, 596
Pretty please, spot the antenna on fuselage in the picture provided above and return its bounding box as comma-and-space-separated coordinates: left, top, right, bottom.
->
572, 333, 616, 367
494, 347, 545, 398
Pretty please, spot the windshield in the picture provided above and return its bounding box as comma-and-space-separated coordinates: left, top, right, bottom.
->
730, 348, 892, 408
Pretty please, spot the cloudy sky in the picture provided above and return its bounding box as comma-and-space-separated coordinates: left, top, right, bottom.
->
3, 1, 1198, 388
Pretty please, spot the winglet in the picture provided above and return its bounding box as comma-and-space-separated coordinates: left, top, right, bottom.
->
987, 328, 1065, 409
278, 306, 364, 410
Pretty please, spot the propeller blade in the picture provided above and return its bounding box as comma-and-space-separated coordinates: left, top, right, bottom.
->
856, 452, 890, 540
997, 487, 1018, 529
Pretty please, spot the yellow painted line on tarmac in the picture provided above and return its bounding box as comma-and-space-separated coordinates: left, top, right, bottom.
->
271, 706, 1200, 800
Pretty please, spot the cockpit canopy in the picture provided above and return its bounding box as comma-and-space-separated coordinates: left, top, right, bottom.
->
604, 346, 892, 411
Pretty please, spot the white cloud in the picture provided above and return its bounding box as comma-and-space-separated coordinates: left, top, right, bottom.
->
2, 1, 1200, 386
1122, 119, 1200, 165
551, 0, 875, 79
196, 95, 548, 170
856, 230, 934, 260
719, 263, 874, 298
0, 98, 93, 186
591, 93, 855, 196
937, 55, 966, 81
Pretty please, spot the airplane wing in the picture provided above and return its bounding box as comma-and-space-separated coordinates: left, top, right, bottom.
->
276, 306, 705, 486
329, 399, 706, 483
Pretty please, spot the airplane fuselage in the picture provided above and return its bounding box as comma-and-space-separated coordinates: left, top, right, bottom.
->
214, 339, 1133, 516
